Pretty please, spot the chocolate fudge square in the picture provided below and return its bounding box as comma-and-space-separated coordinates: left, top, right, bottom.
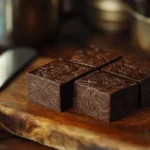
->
66, 49, 121, 68
27, 60, 92, 112
102, 57, 150, 106
74, 71, 138, 122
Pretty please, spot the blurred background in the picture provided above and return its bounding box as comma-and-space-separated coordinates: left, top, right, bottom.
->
0, 0, 149, 56
0, 0, 150, 57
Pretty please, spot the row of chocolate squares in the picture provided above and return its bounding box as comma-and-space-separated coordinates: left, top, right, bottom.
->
27, 49, 150, 122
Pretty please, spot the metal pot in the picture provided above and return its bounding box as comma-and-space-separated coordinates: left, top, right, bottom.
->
85, 0, 130, 32
0, 0, 60, 46
125, 1, 150, 52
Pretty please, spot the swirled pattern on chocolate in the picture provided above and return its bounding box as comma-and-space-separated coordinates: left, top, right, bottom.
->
76, 71, 136, 94
74, 70, 138, 122
103, 57, 150, 81
27, 73, 60, 111
66, 49, 121, 68
30, 60, 92, 84
74, 82, 110, 122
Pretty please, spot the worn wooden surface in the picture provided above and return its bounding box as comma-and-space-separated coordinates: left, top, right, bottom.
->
0, 134, 56, 150
0, 57, 149, 150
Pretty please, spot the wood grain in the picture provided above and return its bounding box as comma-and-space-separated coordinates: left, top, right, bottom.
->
0, 58, 150, 150
0, 137, 56, 150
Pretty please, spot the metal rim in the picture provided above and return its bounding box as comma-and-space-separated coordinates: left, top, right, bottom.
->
125, 4, 150, 23
87, 0, 126, 12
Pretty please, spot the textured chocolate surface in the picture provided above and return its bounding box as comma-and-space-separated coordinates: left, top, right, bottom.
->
27, 60, 92, 112
102, 57, 150, 106
30, 60, 92, 84
66, 49, 121, 68
74, 71, 138, 122
75, 70, 135, 94
27, 74, 61, 112
102, 57, 150, 81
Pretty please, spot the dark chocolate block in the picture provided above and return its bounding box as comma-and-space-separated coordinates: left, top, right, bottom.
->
102, 57, 150, 106
27, 60, 92, 112
66, 49, 121, 68
74, 71, 138, 122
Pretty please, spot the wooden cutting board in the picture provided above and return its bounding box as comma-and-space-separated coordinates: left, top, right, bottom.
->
0, 58, 150, 150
